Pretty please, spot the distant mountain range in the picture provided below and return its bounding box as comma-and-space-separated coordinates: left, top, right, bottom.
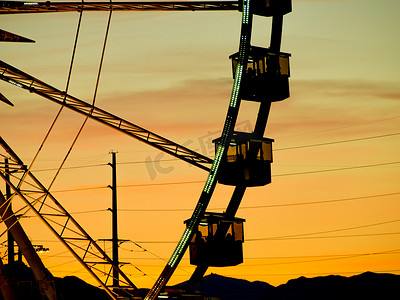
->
56, 271, 400, 299
3, 262, 399, 299
182, 272, 400, 300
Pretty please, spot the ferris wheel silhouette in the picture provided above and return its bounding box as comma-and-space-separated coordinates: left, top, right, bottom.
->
0, 1, 292, 299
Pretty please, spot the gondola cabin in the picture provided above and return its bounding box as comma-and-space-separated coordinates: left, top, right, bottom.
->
239, 0, 292, 17
185, 213, 245, 267
213, 132, 273, 187
230, 46, 291, 102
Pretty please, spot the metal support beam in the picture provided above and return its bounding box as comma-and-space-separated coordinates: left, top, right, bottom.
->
0, 191, 57, 300
0, 59, 213, 171
0, 92, 13, 106
0, 29, 35, 43
0, 1, 238, 14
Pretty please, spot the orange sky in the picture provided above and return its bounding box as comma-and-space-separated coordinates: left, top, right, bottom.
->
1, 0, 400, 290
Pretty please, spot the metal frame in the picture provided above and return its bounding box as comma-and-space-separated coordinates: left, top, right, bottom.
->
0, 137, 141, 299
0, 60, 213, 172
0, 1, 238, 14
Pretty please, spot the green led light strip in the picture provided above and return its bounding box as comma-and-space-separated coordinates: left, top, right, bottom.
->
144, 1, 253, 299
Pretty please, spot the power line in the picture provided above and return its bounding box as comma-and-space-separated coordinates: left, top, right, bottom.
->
246, 249, 400, 260
125, 218, 400, 244
274, 161, 400, 177
278, 116, 400, 139
27, 243, 400, 263
49, 159, 400, 193
238, 191, 400, 209
32, 163, 107, 172
51, 185, 108, 193
29, 131, 400, 172
246, 232, 400, 241
50, 181, 206, 193
70, 209, 108, 215
117, 191, 400, 212
119, 181, 205, 188
246, 219, 400, 241
60, 191, 399, 214
223, 249, 400, 267
275, 132, 400, 151
119, 159, 178, 165
124, 231, 400, 244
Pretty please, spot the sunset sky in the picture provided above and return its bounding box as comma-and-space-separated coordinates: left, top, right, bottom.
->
1, 0, 399, 290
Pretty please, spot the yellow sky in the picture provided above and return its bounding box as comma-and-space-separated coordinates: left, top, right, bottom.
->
1, 0, 400, 290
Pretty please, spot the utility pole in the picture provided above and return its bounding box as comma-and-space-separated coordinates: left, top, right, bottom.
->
0, 158, 17, 300
108, 151, 119, 288
4, 158, 15, 266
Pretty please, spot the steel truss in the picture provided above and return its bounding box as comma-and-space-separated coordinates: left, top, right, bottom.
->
0, 1, 238, 14
0, 136, 141, 300
0, 29, 35, 43
0, 60, 213, 172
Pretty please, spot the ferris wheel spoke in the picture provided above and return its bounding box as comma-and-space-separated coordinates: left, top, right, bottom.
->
0, 60, 213, 171
0, 1, 239, 14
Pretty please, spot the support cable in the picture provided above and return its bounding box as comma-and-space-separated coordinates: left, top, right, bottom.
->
47, 9, 112, 192
12, 10, 84, 200
92, 8, 112, 107
64, 10, 84, 98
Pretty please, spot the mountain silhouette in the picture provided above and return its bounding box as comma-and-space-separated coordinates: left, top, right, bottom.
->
260, 271, 400, 300
177, 272, 400, 300
193, 273, 274, 299
2, 263, 399, 299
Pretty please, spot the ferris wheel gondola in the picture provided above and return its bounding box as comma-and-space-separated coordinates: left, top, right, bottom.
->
185, 212, 245, 267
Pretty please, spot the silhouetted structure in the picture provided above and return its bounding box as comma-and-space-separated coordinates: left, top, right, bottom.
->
185, 213, 245, 267
0, 29, 35, 43
230, 46, 290, 102
213, 132, 273, 186
184, 0, 293, 294
0, 1, 294, 299
239, 0, 292, 17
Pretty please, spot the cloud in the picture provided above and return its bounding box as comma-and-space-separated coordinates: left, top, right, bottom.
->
265, 78, 400, 140
3, 76, 399, 161
97, 77, 233, 131
290, 79, 400, 101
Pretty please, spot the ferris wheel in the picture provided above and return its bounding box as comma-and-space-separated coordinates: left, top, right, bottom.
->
0, 1, 292, 299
